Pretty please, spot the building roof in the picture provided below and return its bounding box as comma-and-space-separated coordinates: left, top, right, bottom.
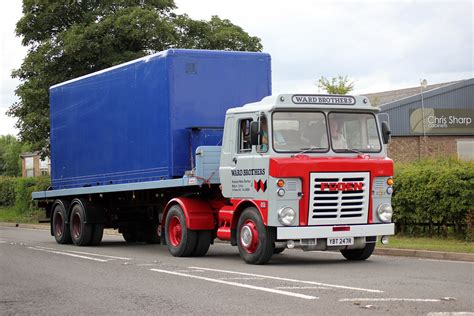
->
365, 81, 461, 106
380, 78, 473, 112
20, 151, 41, 158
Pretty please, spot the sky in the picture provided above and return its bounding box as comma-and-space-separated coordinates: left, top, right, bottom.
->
0, 0, 472, 136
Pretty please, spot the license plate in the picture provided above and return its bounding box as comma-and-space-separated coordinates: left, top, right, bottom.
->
327, 237, 354, 246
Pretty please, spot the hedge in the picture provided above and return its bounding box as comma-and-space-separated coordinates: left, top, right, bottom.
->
0, 176, 50, 213
392, 158, 474, 240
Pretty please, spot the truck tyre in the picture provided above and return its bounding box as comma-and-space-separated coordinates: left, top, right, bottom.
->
165, 204, 197, 257
145, 222, 161, 244
89, 224, 104, 246
122, 228, 138, 242
70, 203, 93, 246
236, 207, 275, 265
192, 230, 212, 257
52, 202, 72, 244
340, 242, 375, 261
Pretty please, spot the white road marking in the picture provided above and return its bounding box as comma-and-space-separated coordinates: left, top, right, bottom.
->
418, 258, 474, 264
28, 247, 108, 262
150, 269, 318, 300
276, 286, 330, 290
35, 246, 132, 260
219, 277, 264, 280
189, 266, 383, 293
339, 298, 441, 302
428, 312, 474, 315
0, 240, 7, 244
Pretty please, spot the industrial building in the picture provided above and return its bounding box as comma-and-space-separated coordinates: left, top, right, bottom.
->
371, 79, 473, 162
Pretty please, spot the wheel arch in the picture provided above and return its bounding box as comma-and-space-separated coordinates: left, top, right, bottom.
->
162, 197, 216, 230
230, 200, 267, 229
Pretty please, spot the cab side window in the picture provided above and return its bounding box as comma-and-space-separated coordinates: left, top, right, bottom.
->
238, 118, 253, 153
257, 115, 269, 153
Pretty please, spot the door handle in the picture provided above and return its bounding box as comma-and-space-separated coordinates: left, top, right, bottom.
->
232, 157, 238, 164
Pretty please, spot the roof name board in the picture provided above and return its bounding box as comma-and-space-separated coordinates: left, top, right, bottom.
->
291, 95, 356, 105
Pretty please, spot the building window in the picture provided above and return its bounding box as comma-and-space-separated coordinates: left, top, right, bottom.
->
457, 139, 474, 161
25, 157, 34, 177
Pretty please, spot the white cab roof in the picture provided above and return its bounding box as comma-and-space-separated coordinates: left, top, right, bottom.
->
227, 94, 378, 114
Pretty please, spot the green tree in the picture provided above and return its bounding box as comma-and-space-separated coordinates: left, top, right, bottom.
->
317, 75, 355, 95
0, 135, 31, 176
9, 0, 263, 153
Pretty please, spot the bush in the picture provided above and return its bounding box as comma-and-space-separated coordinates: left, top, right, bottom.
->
14, 176, 51, 213
0, 176, 16, 206
0, 176, 51, 213
393, 158, 474, 240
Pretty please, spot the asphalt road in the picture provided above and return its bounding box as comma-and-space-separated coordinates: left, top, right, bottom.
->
1, 226, 473, 315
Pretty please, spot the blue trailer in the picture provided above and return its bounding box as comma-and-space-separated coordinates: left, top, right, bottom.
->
48, 49, 271, 190
33, 49, 271, 249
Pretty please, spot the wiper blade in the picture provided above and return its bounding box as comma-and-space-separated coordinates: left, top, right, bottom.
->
292, 146, 326, 157
343, 148, 364, 155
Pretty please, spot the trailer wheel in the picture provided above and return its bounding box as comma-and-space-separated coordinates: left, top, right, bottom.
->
122, 229, 138, 242
89, 224, 104, 246
145, 222, 161, 244
70, 203, 93, 246
52, 202, 72, 244
165, 205, 197, 257
192, 230, 212, 257
236, 207, 275, 265
340, 242, 375, 261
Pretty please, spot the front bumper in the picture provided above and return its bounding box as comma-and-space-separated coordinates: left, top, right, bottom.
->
276, 223, 395, 240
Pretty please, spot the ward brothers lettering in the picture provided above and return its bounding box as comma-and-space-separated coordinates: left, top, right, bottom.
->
231, 168, 266, 176
292, 95, 356, 105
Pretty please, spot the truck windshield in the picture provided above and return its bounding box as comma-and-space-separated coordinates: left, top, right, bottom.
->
272, 112, 329, 152
328, 112, 381, 153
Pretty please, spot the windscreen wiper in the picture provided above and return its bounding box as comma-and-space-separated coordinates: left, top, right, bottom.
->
343, 148, 364, 155
292, 146, 326, 157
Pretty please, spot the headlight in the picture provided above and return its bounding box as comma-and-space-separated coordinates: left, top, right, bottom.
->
377, 204, 393, 222
278, 207, 296, 226
277, 188, 285, 197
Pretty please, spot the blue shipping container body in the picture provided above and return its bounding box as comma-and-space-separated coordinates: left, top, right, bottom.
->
50, 49, 272, 190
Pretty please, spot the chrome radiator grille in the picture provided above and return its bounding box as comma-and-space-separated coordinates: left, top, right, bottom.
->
308, 172, 370, 225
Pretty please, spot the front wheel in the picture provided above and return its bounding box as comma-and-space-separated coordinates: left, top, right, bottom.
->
340, 242, 375, 261
236, 207, 275, 265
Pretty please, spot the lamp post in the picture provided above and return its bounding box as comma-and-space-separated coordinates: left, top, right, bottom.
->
420, 79, 428, 137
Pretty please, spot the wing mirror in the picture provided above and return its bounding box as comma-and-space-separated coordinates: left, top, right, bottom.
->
381, 121, 391, 144
250, 121, 259, 146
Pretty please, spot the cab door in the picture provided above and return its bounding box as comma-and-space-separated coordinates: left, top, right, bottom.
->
219, 115, 256, 199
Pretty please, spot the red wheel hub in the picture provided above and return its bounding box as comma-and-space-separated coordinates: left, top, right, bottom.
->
54, 212, 64, 237
168, 216, 182, 247
240, 219, 259, 254
72, 213, 82, 239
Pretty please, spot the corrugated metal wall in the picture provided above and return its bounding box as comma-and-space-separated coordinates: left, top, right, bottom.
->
379, 79, 474, 136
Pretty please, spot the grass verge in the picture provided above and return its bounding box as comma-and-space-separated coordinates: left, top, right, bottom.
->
0, 207, 44, 224
380, 235, 474, 253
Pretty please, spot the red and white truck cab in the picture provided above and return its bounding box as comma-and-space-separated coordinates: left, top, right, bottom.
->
218, 94, 394, 264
